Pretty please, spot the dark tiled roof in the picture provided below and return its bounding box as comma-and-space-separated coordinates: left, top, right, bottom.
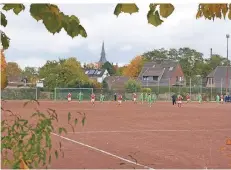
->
138, 60, 179, 86
142, 68, 164, 76
84, 69, 107, 77
104, 76, 129, 90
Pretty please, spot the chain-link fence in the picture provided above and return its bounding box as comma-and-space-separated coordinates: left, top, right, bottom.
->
1, 78, 230, 101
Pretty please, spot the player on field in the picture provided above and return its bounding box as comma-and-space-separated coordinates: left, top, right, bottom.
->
172, 93, 177, 105
216, 94, 220, 103
139, 92, 144, 104
118, 94, 123, 105
78, 91, 83, 103
147, 93, 152, 107
177, 94, 183, 108
133, 93, 137, 104
145, 93, 148, 102
152, 93, 157, 103
100, 93, 105, 103
67, 92, 72, 102
90, 93, 96, 105
198, 93, 202, 104
186, 93, 190, 103
220, 94, 224, 104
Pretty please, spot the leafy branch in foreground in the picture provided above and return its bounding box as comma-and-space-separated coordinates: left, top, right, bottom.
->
1, 100, 86, 169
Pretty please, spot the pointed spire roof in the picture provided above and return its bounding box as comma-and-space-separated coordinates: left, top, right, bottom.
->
99, 41, 107, 64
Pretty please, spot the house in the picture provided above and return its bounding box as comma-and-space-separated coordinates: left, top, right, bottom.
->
206, 66, 231, 88
104, 76, 129, 90
84, 69, 110, 83
138, 60, 185, 87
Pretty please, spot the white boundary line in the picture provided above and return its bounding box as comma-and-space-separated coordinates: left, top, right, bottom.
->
68, 129, 231, 134
52, 133, 154, 170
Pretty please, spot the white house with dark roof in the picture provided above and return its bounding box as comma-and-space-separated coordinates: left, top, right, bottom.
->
206, 66, 231, 88
84, 69, 110, 83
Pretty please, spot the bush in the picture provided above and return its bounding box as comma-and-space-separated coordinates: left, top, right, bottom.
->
142, 88, 152, 93
125, 79, 141, 93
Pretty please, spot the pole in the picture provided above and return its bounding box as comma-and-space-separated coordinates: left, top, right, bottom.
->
35, 87, 38, 100
54, 88, 56, 101
221, 78, 223, 95
169, 78, 170, 101
190, 78, 192, 98
226, 34, 229, 95
210, 80, 212, 101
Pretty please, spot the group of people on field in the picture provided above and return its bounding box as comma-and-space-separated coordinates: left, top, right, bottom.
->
171, 93, 229, 108
66, 91, 229, 107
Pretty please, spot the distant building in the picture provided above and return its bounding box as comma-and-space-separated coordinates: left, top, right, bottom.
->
206, 66, 231, 88
98, 41, 107, 67
138, 60, 185, 87
84, 69, 110, 83
104, 76, 130, 90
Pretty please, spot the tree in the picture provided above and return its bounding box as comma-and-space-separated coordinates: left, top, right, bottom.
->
143, 48, 168, 61
39, 57, 90, 90
206, 54, 228, 70
115, 66, 127, 76
101, 62, 116, 75
125, 78, 141, 92
22, 67, 39, 84
6, 62, 22, 77
1, 3, 231, 50
123, 56, 145, 78
1, 49, 7, 89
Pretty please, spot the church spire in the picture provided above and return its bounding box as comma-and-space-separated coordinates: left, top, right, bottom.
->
99, 41, 107, 64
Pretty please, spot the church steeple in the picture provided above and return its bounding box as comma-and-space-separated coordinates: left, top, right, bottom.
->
99, 41, 107, 65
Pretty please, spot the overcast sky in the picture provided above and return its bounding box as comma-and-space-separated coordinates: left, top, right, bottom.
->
2, 3, 231, 69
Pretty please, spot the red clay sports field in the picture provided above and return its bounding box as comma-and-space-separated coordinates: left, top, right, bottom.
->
1, 100, 231, 169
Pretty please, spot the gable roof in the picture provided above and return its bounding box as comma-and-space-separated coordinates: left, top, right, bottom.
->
84, 69, 107, 77
104, 76, 129, 90
139, 60, 178, 79
142, 68, 165, 76
207, 66, 231, 79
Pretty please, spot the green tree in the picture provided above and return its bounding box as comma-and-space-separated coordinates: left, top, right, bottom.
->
125, 79, 141, 92
206, 54, 228, 70
22, 67, 38, 84
39, 58, 90, 90
6, 62, 22, 77
101, 62, 116, 75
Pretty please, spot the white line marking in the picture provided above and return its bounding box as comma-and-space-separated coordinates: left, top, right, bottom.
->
52, 133, 154, 170
67, 129, 231, 134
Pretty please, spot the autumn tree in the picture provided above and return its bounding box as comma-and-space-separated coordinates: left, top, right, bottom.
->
6, 62, 22, 77
1, 3, 231, 51
122, 56, 145, 78
22, 67, 39, 84
1, 49, 7, 89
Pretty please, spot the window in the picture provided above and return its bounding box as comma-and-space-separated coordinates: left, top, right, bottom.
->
176, 76, 179, 81
153, 76, 158, 81
169, 67, 173, 71
179, 76, 182, 81
143, 76, 148, 81
209, 78, 214, 84
85, 70, 89, 74
97, 71, 101, 75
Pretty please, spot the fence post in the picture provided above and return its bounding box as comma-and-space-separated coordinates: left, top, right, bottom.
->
35, 87, 38, 100
54, 88, 56, 101
190, 78, 191, 97
221, 78, 223, 94
168, 78, 170, 101
210, 81, 212, 101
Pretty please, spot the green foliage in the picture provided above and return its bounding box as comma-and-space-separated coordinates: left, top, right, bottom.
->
39, 58, 91, 90
125, 79, 141, 92
1, 12, 7, 27
114, 3, 139, 16
102, 79, 109, 89
0, 31, 10, 50
2, 4, 25, 15
1, 4, 87, 50
101, 62, 116, 75
142, 88, 152, 93
1, 100, 86, 169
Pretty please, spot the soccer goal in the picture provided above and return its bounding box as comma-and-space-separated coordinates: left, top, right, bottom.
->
54, 88, 93, 101
1, 87, 38, 100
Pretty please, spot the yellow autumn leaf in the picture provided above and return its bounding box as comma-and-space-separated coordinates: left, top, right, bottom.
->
196, 10, 202, 19
159, 4, 175, 18
1, 49, 7, 90
228, 4, 231, 19
221, 4, 228, 19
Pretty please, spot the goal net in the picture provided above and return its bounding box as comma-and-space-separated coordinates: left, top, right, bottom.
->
54, 88, 93, 101
1, 87, 38, 100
